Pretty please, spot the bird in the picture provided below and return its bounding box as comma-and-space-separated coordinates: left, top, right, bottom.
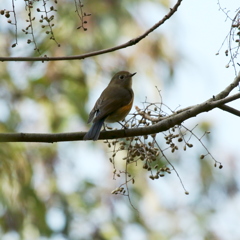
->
83, 71, 136, 140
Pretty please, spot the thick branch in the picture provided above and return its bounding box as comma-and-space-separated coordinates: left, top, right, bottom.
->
218, 104, 240, 117
214, 72, 240, 100
0, 0, 183, 62
0, 92, 239, 143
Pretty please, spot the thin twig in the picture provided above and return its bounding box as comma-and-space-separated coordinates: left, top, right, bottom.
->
26, 1, 40, 53
154, 140, 189, 194
0, 0, 183, 62
42, 0, 60, 47
11, 0, 18, 46
181, 125, 222, 167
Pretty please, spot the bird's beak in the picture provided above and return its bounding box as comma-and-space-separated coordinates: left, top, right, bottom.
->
130, 72, 137, 77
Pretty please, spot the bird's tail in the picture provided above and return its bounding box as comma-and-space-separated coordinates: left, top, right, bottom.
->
83, 118, 105, 141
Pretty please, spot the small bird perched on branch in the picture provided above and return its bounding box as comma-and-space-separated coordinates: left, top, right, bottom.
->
84, 71, 136, 140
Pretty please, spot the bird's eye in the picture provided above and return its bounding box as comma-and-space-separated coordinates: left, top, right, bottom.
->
119, 75, 124, 80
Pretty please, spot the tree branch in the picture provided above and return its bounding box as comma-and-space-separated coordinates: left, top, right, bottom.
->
0, 0, 183, 62
218, 104, 240, 117
213, 72, 240, 100
0, 92, 239, 143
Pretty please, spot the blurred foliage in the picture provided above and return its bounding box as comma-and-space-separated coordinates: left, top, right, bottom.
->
0, 0, 239, 240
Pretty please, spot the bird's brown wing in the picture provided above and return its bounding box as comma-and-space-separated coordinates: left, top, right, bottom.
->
88, 86, 133, 123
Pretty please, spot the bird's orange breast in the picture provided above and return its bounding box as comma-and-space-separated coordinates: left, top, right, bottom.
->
106, 99, 133, 123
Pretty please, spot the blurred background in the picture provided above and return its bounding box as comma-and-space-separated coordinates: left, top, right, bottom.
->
0, 0, 240, 239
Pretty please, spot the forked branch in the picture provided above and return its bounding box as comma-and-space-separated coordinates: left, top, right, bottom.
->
0, 72, 239, 143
